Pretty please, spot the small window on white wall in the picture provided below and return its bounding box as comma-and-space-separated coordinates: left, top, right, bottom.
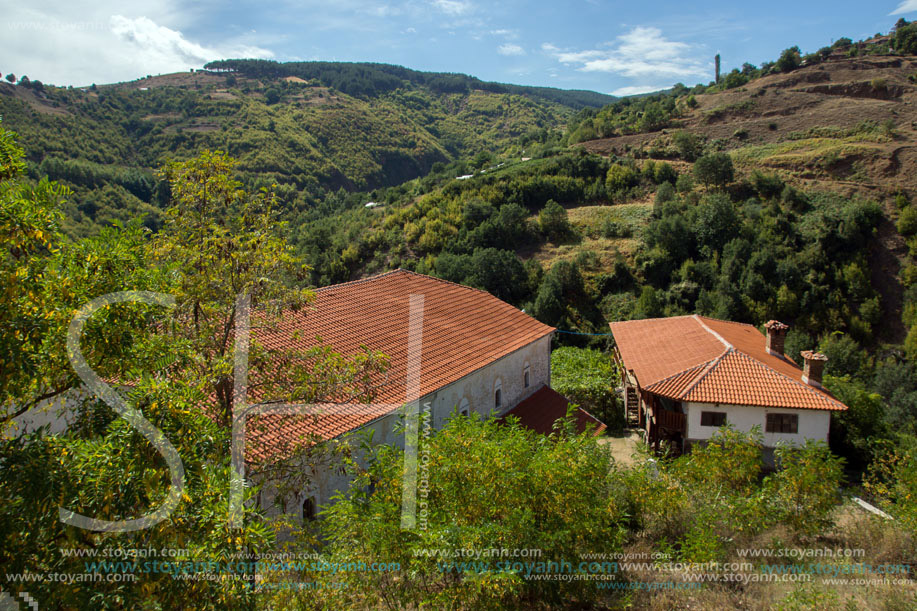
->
523, 363, 531, 388
494, 379, 503, 409
459, 397, 470, 417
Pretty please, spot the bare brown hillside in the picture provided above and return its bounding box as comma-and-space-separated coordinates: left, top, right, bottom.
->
579, 56, 917, 197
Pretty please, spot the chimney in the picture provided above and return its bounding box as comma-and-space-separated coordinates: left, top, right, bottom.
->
764, 320, 789, 357
801, 350, 828, 388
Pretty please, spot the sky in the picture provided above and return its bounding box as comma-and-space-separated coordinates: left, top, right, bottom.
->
2, 1, 917, 95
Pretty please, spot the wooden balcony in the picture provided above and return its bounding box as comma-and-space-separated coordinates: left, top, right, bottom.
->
656, 408, 686, 433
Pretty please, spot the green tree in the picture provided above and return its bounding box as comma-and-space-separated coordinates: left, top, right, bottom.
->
673, 131, 704, 162
638, 102, 669, 132
264, 87, 281, 104
4, 73, 14, 83
692, 193, 739, 252
894, 22, 917, 55
693, 152, 734, 189
776, 46, 801, 72
468, 247, 529, 303
538, 199, 571, 241
0, 143, 388, 607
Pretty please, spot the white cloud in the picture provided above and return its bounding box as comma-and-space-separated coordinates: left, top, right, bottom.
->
497, 43, 525, 56
545, 26, 708, 80
490, 28, 518, 39
111, 16, 271, 67
1, 3, 273, 86
891, 1, 917, 15
611, 85, 664, 96
430, 0, 472, 16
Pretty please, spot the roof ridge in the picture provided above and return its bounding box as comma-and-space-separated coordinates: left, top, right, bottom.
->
725, 349, 847, 410
316, 268, 495, 298
609, 314, 696, 327
645, 360, 710, 392
693, 314, 734, 350
679, 347, 733, 399
694, 315, 758, 330
314, 268, 406, 292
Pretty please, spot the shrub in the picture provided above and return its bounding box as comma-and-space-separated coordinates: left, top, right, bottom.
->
675, 173, 694, 194
750, 171, 785, 199
605, 163, 638, 194
655, 182, 676, 207
764, 441, 844, 536
602, 218, 632, 238
673, 131, 704, 162
898, 206, 917, 236
903, 264, 917, 287
653, 161, 677, 185
865, 439, 917, 533
309, 415, 627, 608
724, 70, 749, 90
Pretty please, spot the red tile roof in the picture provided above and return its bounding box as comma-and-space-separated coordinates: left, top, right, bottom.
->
500, 386, 606, 436
245, 270, 555, 461
609, 315, 847, 412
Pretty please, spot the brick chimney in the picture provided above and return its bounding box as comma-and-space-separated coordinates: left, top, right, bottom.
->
801, 350, 828, 388
764, 320, 789, 357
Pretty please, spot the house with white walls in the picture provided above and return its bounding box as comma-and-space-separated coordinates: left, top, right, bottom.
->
248, 269, 603, 515
609, 315, 847, 458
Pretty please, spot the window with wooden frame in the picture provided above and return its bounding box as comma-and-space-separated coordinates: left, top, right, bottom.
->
766, 413, 798, 434
700, 411, 727, 427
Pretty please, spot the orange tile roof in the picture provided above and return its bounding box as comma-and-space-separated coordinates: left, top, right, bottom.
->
609, 315, 847, 412
245, 270, 555, 461
500, 386, 606, 436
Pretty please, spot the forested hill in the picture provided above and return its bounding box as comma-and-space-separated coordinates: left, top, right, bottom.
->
203, 59, 616, 109
0, 62, 612, 237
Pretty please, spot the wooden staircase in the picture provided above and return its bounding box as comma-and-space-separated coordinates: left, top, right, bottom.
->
625, 387, 640, 426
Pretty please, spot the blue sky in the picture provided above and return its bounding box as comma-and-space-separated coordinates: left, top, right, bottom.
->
4, 1, 917, 94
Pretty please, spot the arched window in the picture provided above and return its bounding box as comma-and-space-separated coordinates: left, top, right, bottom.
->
523, 363, 531, 388
494, 379, 503, 409
302, 496, 316, 521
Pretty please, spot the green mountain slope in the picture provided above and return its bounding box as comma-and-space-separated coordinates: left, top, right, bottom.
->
0, 64, 613, 237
